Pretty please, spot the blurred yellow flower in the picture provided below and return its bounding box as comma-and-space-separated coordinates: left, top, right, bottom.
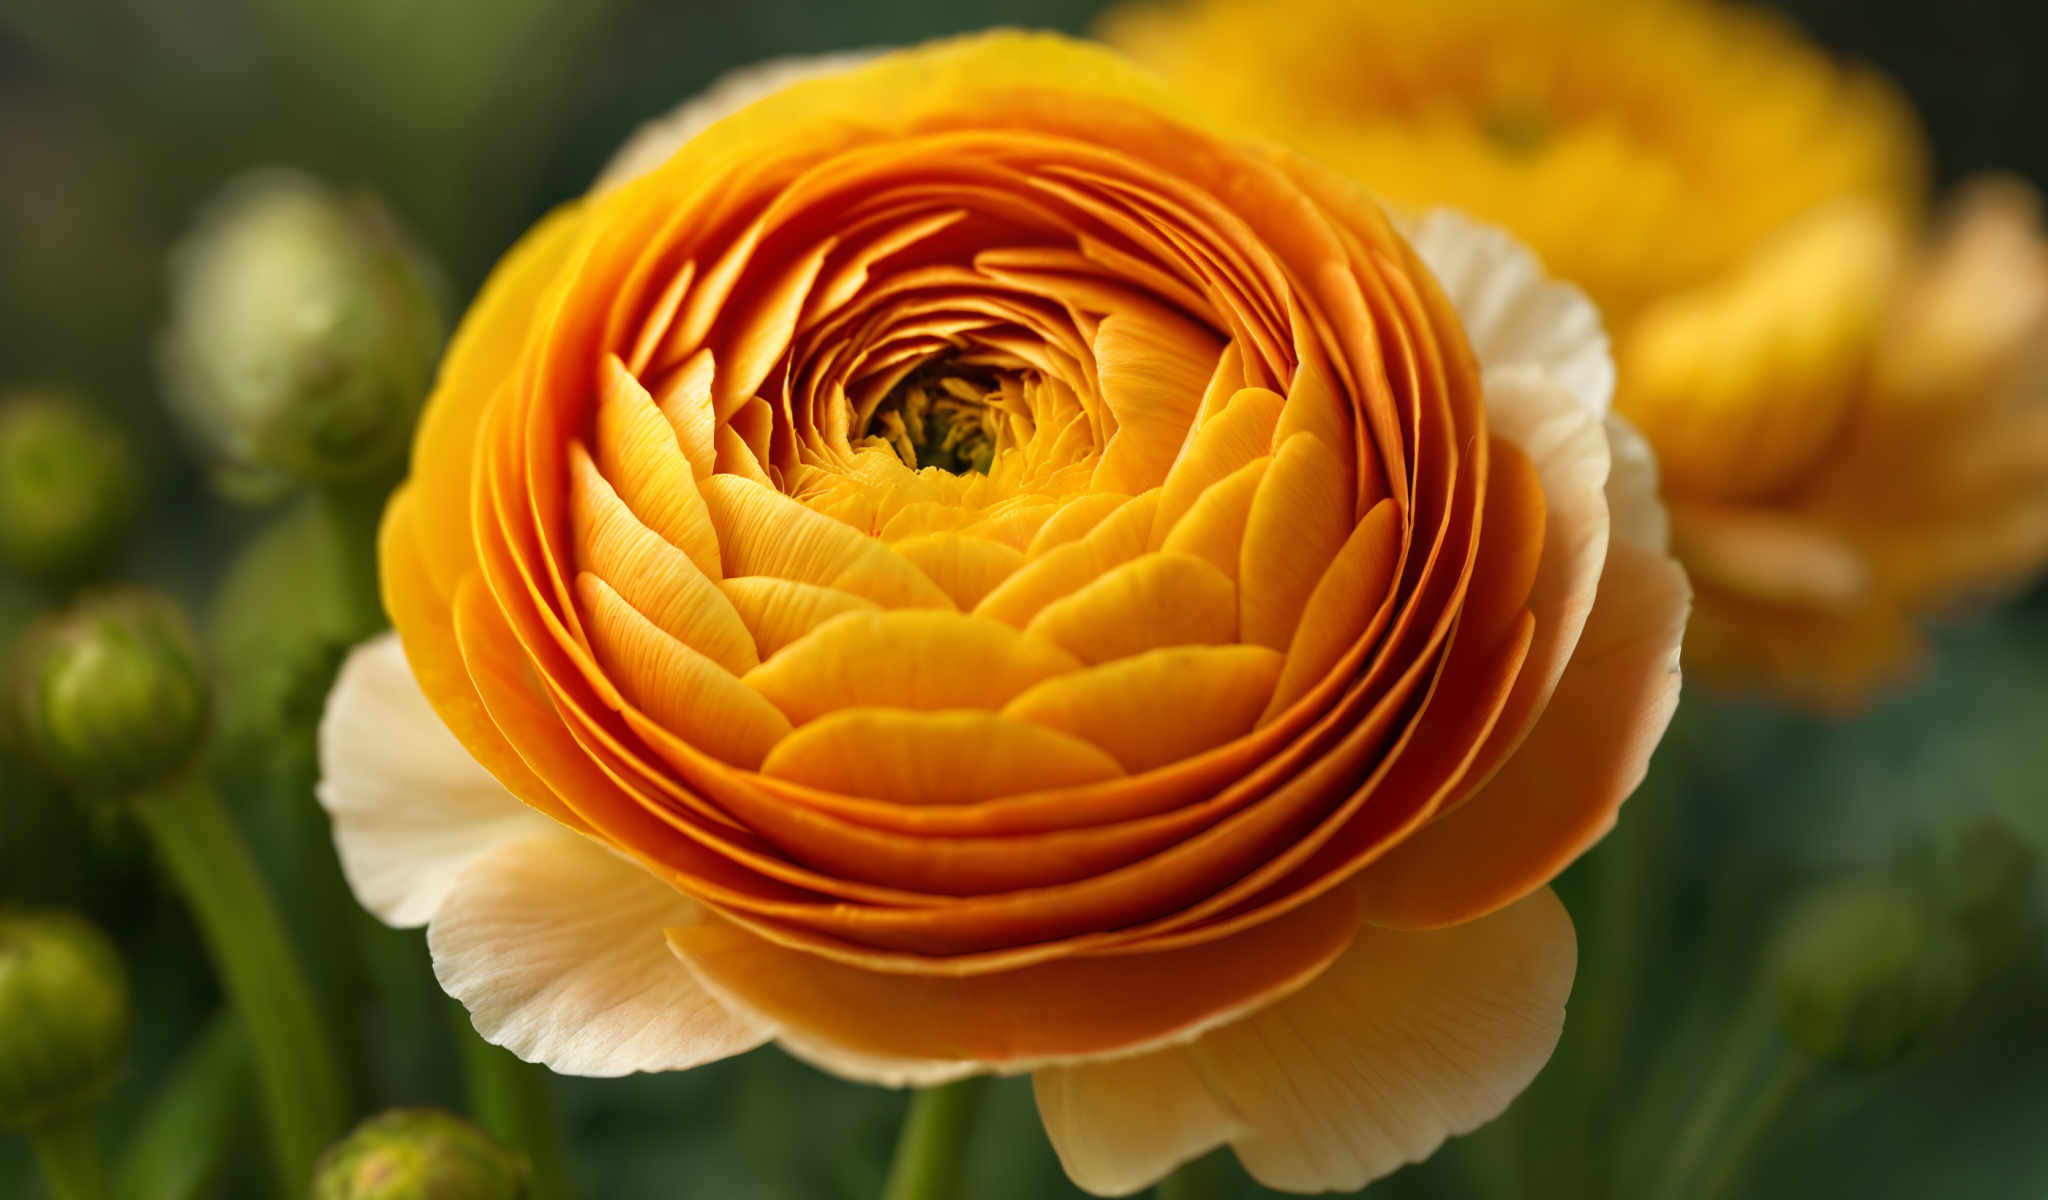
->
319, 32, 1687, 1195
1108, 0, 2048, 708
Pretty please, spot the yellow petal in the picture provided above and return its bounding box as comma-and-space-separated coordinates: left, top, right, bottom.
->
718, 576, 877, 659
593, 355, 722, 578
1003, 644, 1281, 772
1157, 455, 1269, 581
1151, 386, 1284, 545
1024, 552, 1237, 665
1238, 433, 1354, 650
976, 490, 1160, 627
570, 444, 757, 674
744, 609, 1080, 724
1091, 303, 1226, 493
891, 531, 1027, 609
576, 574, 793, 768
700, 474, 954, 609
759, 708, 1125, 803
1262, 497, 1403, 721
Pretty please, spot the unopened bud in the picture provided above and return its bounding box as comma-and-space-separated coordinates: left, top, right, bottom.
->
1925, 814, 2039, 973
0, 910, 130, 1129
0, 391, 139, 583
159, 169, 443, 498
14, 590, 209, 794
1774, 879, 1970, 1070
313, 1109, 527, 1200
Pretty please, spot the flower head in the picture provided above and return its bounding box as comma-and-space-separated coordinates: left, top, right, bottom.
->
0, 910, 130, 1130
14, 589, 209, 795
160, 169, 444, 500
0, 391, 140, 585
320, 34, 1686, 1194
312, 1109, 527, 1200
1109, 0, 2048, 708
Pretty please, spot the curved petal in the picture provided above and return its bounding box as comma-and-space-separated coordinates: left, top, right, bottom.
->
317, 633, 549, 927
1401, 208, 1614, 416
1354, 542, 1690, 928
1031, 888, 1575, 1196
429, 829, 770, 1076
664, 882, 1361, 1083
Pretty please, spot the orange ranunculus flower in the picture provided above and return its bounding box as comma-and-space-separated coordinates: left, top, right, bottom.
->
318, 34, 1688, 1195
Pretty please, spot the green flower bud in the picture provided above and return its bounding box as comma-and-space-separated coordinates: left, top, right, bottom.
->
0, 392, 140, 583
1925, 814, 2040, 973
313, 1109, 528, 1200
14, 590, 209, 794
0, 910, 130, 1130
1774, 879, 1971, 1071
159, 169, 443, 498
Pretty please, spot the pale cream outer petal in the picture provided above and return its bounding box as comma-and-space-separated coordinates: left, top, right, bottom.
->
317, 633, 551, 928
593, 51, 883, 193
430, 830, 772, 1077
1400, 207, 1615, 416
1031, 889, 1577, 1197
1603, 409, 1672, 553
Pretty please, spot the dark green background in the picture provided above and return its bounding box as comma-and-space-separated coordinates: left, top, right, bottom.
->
2, 1, 2044, 1196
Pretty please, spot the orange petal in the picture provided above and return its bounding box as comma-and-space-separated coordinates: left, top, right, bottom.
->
593, 355, 723, 578
1023, 552, 1237, 665
717, 575, 877, 659
700, 474, 954, 609
759, 707, 1124, 803
576, 574, 793, 768
743, 609, 1080, 723
1353, 542, 1688, 928
664, 880, 1360, 1074
569, 444, 757, 674
1238, 432, 1354, 650
1003, 644, 1281, 772
891, 531, 1027, 609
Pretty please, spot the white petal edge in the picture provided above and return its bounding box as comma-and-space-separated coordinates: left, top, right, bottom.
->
1604, 409, 1672, 553
430, 829, 772, 1077
1400, 207, 1615, 417
592, 51, 883, 193
1032, 888, 1576, 1196
317, 632, 550, 928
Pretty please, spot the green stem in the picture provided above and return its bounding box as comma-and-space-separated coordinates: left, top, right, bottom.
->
132, 773, 346, 1197
1653, 985, 1783, 1200
881, 1078, 988, 1200
117, 1014, 252, 1200
30, 1112, 109, 1200
1697, 1054, 1814, 1200
454, 1002, 576, 1200
317, 478, 391, 638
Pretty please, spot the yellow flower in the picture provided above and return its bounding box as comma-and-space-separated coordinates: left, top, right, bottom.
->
319, 34, 1687, 1194
1109, 0, 2048, 708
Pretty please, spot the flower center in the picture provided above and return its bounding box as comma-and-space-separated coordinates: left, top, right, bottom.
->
865, 361, 1007, 476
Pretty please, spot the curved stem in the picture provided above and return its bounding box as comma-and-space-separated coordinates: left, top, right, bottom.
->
881, 1078, 988, 1200
454, 1001, 576, 1200
317, 478, 391, 639
30, 1111, 109, 1200
1698, 1054, 1814, 1200
1653, 977, 1788, 1200
117, 1014, 251, 1200
132, 774, 346, 1197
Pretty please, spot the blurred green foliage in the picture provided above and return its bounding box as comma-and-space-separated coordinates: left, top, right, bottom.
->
1, 0, 2044, 1197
